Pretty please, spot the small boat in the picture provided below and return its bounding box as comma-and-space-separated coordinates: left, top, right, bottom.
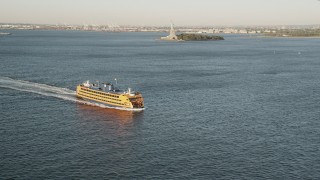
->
0, 32, 12, 35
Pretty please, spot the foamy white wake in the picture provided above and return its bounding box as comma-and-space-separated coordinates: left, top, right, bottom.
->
0, 77, 144, 111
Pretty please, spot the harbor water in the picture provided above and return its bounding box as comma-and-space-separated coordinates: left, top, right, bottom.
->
1, 30, 320, 179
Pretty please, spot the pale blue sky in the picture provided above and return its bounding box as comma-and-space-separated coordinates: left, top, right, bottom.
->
1, 0, 319, 25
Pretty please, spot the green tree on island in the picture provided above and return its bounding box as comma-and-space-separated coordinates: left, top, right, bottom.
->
177, 33, 224, 41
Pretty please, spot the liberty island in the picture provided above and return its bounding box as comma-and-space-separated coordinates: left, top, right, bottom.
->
160, 23, 224, 41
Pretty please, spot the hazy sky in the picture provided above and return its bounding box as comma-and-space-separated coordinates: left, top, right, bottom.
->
1, 0, 320, 26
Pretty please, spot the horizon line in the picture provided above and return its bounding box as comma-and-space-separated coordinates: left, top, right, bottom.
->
1, 22, 320, 28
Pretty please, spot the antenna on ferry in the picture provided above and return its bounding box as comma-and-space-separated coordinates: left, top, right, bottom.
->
114, 78, 117, 85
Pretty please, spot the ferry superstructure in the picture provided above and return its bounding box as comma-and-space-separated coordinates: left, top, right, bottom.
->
76, 80, 144, 110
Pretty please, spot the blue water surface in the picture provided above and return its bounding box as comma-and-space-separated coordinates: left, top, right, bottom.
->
1, 30, 320, 179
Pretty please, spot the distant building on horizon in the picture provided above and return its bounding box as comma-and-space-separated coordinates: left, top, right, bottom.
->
160, 23, 178, 41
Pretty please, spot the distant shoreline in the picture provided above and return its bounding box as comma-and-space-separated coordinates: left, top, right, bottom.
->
2, 29, 320, 39
254, 35, 320, 39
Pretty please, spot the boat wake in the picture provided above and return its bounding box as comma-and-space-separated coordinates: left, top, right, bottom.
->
0, 77, 144, 111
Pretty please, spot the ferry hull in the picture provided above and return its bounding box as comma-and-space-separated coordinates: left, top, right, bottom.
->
77, 96, 145, 111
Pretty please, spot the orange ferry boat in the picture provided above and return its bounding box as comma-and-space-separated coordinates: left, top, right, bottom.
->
76, 80, 144, 110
